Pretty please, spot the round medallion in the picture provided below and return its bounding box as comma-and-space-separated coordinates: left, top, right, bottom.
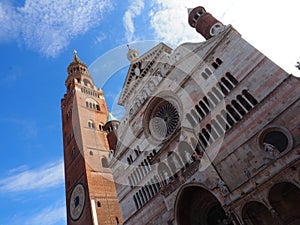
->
210, 22, 223, 36
134, 67, 141, 76
148, 99, 180, 141
69, 183, 86, 221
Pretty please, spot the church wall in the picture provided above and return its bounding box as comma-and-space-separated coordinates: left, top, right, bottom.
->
109, 7, 300, 225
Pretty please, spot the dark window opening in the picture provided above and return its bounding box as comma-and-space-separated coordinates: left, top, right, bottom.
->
242, 90, 258, 105
226, 72, 238, 85
263, 131, 289, 153
201, 72, 209, 79
102, 158, 109, 168
221, 77, 234, 90
237, 95, 252, 111
139, 190, 145, 205
216, 58, 223, 65
99, 124, 104, 131
203, 97, 212, 110
199, 101, 209, 115
202, 128, 212, 144
141, 188, 147, 202
218, 82, 229, 95
134, 149, 139, 157
226, 105, 241, 121
212, 62, 218, 69
232, 100, 246, 116
148, 184, 155, 196
97, 201, 101, 207
221, 110, 233, 128
195, 105, 205, 118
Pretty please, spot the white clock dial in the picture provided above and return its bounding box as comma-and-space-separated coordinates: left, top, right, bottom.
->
210, 22, 223, 36
70, 183, 86, 221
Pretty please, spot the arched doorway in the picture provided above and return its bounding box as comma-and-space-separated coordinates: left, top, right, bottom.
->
269, 182, 300, 225
242, 201, 279, 225
175, 185, 233, 225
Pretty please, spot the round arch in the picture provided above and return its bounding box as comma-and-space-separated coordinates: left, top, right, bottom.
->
175, 184, 233, 225
157, 162, 172, 185
101, 157, 109, 168
167, 152, 184, 175
178, 141, 195, 167
242, 201, 278, 225
268, 182, 300, 225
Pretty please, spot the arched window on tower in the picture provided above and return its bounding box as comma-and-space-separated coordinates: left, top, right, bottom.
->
86, 98, 100, 111
88, 120, 95, 129
102, 157, 109, 168
99, 123, 104, 132
115, 217, 120, 225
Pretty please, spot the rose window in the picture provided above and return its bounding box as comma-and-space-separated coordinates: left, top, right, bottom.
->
149, 100, 179, 141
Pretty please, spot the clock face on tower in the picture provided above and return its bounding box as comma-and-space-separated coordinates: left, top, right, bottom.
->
69, 183, 86, 221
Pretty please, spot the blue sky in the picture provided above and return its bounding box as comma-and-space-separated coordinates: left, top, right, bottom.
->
0, 0, 299, 225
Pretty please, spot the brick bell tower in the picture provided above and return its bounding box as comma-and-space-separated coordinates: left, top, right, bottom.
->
61, 51, 122, 225
188, 6, 224, 40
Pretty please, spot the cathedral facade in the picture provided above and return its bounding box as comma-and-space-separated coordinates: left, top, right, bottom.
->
108, 6, 300, 225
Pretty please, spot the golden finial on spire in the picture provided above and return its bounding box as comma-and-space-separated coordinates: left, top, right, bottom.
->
73, 49, 80, 62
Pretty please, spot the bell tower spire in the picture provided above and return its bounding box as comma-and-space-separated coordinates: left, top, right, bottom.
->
188, 6, 224, 39
65, 50, 95, 93
61, 52, 123, 225
126, 44, 140, 62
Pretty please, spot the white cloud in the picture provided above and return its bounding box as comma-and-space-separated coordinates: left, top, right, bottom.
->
95, 32, 107, 44
0, 3, 21, 41
149, 0, 202, 47
24, 204, 66, 225
0, 160, 64, 192
0, 0, 112, 57
123, 0, 145, 42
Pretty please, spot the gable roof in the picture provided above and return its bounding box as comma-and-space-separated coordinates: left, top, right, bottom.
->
118, 43, 172, 106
